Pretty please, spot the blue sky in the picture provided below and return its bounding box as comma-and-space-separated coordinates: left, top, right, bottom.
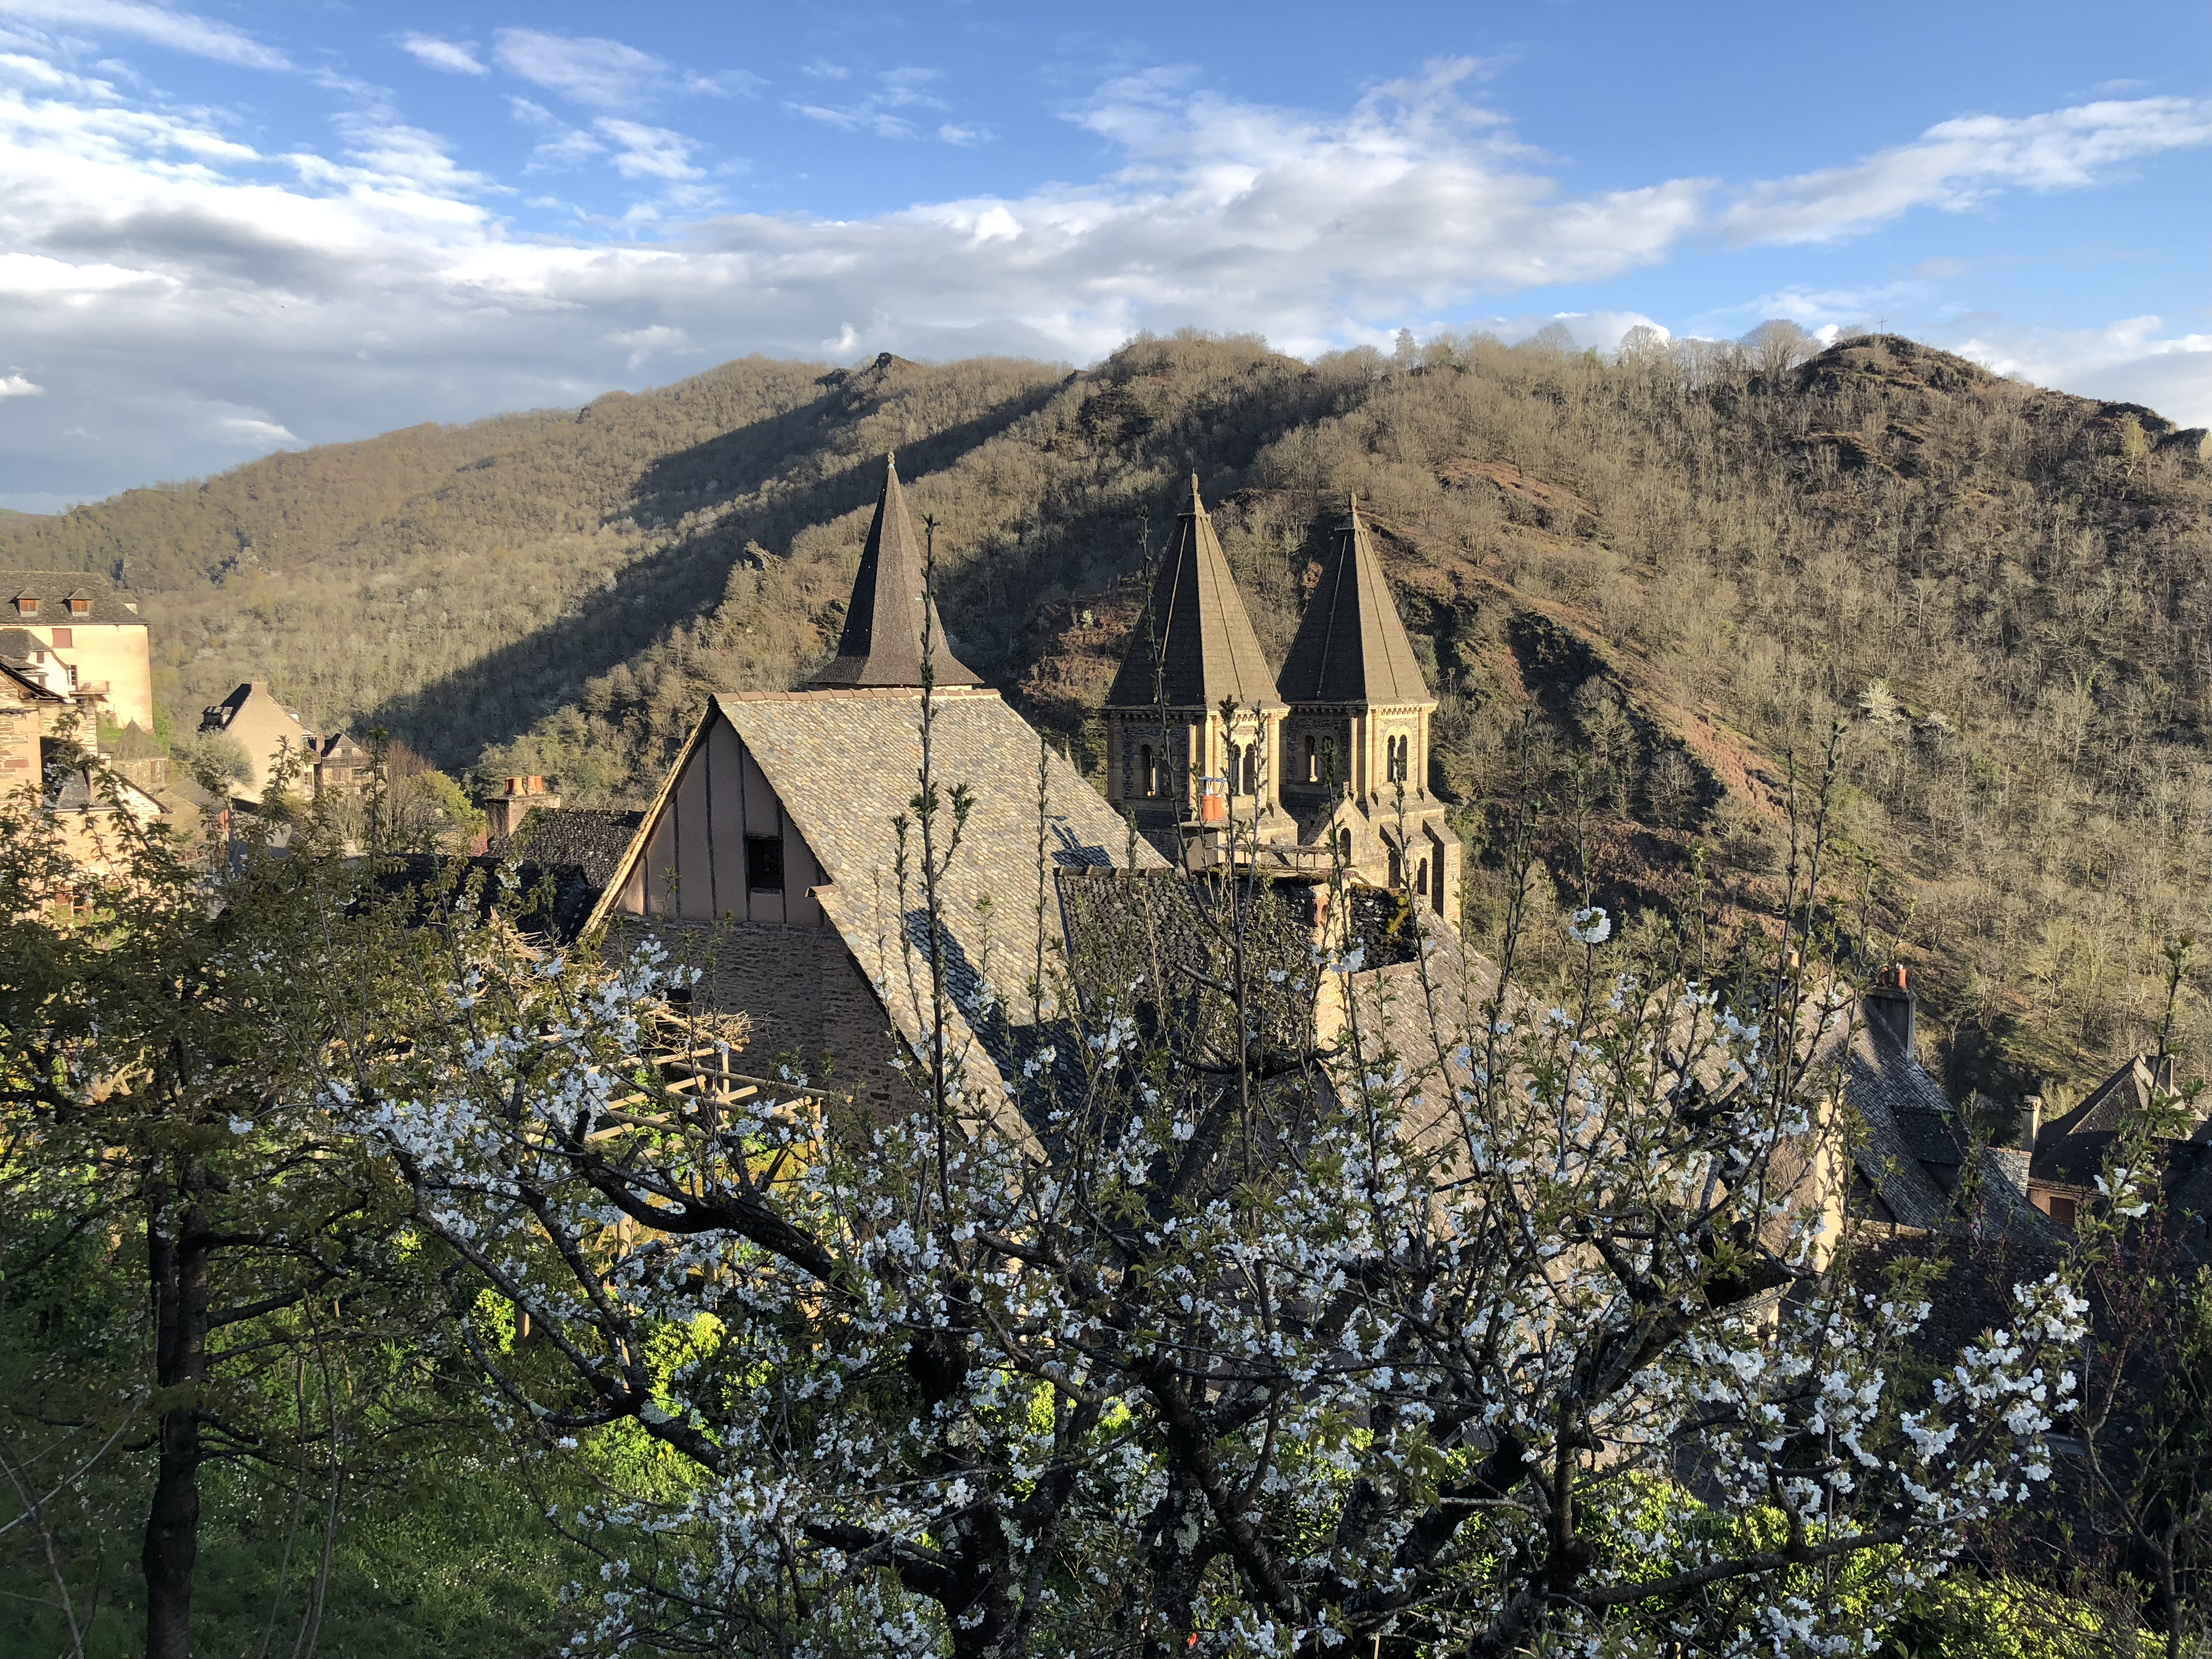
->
1, 0, 2208, 510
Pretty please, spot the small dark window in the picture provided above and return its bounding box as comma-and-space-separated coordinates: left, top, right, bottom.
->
1139, 744, 1154, 797
2047, 1194, 2078, 1227
745, 833, 785, 893
1304, 734, 1317, 782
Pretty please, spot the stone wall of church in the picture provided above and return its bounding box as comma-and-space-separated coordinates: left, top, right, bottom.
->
607, 918, 914, 1122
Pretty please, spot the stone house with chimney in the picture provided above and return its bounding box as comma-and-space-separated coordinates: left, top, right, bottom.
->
1100, 482, 1460, 924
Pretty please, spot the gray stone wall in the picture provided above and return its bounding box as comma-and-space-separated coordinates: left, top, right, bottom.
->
607, 917, 915, 1121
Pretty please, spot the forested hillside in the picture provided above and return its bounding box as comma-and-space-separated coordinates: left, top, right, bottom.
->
9, 329, 2212, 1098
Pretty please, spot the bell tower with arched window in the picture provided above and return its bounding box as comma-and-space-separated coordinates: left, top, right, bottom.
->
1100, 477, 1288, 857
1275, 498, 1459, 925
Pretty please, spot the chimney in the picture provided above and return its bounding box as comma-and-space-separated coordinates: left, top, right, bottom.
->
1866, 961, 1916, 1057
1987, 1095, 2039, 1198
482, 774, 561, 841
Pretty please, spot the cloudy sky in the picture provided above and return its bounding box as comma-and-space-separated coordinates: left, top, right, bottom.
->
1, 0, 2208, 511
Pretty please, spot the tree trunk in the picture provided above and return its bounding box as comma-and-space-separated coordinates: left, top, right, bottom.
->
142, 1155, 210, 1659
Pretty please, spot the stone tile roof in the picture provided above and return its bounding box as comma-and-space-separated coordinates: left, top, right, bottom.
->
1, 571, 142, 626
714, 687, 1163, 1100
1841, 1011, 1969, 1229
1275, 500, 1433, 708
377, 853, 607, 946
1104, 476, 1286, 714
805, 456, 982, 690
1, 656, 67, 702
501, 806, 644, 890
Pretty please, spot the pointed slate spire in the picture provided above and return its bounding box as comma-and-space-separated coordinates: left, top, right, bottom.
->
1104, 475, 1285, 712
1275, 496, 1431, 707
808, 455, 982, 690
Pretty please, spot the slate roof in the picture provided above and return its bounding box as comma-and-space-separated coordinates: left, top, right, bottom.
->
1104, 476, 1286, 714
374, 853, 608, 946
1275, 500, 1433, 708
1, 571, 142, 625
201, 681, 311, 735
2029, 1053, 2212, 1254
1, 657, 67, 702
500, 806, 644, 890
668, 687, 1165, 1102
806, 456, 982, 690
1841, 1008, 1971, 1228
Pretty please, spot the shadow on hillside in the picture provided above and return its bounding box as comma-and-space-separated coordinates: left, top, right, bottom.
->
369, 369, 1065, 771
932, 364, 1350, 693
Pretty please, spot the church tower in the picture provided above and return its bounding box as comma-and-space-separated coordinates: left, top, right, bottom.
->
1101, 477, 1288, 852
807, 455, 982, 690
1276, 498, 1459, 923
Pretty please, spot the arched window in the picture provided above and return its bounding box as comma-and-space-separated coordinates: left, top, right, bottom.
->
1139, 744, 1154, 797
1321, 738, 1336, 785
1417, 858, 1430, 903
1303, 734, 1317, 782
1243, 743, 1258, 796
1387, 844, 1402, 887
1335, 827, 1352, 863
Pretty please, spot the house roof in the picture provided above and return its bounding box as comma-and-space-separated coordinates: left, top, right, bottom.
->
596, 686, 1164, 1104
805, 456, 982, 690
1275, 499, 1433, 708
202, 680, 311, 735
2039, 1053, 2205, 1144
0, 571, 142, 625
1104, 476, 1286, 714
1841, 1007, 1971, 1229
1, 658, 69, 703
502, 806, 643, 890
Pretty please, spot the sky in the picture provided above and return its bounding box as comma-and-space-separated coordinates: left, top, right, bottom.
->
0, 1, 2209, 512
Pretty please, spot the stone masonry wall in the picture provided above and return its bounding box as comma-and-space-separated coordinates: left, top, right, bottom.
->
608, 917, 914, 1121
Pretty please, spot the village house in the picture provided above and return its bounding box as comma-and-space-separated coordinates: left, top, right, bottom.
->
1, 570, 154, 734
199, 680, 372, 804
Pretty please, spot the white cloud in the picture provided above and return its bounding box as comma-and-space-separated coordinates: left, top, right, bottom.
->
792, 65, 966, 142
0, 372, 43, 395
1, 46, 2208, 497
490, 28, 752, 110
608, 324, 690, 367
399, 33, 486, 76
1950, 316, 2212, 428
1725, 97, 2212, 244
594, 117, 703, 181
0, 0, 288, 70
216, 411, 295, 444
